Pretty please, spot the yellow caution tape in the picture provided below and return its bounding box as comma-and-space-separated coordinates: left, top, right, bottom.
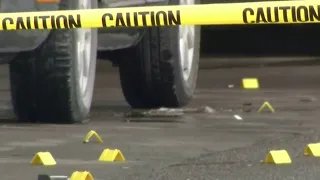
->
0, 0, 320, 30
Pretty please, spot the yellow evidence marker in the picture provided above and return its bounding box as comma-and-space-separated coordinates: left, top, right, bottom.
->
304, 143, 320, 157
258, 101, 275, 113
98, 149, 125, 162
31, 152, 56, 166
70, 171, 94, 180
264, 150, 292, 165
242, 78, 259, 89
83, 130, 103, 143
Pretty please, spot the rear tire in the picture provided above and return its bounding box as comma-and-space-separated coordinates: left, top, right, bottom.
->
117, 0, 200, 109
9, 0, 98, 123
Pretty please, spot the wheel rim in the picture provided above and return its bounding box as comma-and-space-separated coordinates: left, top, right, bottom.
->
76, 0, 92, 106
178, 0, 195, 81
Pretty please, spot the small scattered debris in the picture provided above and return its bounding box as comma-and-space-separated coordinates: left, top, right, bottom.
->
233, 114, 242, 120
38, 175, 69, 180
228, 84, 234, 88
154, 107, 183, 113
124, 106, 215, 118
242, 102, 252, 113
125, 109, 183, 118
299, 96, 316, 102
112, 112, 123, 117
198, 106, 215, 113
124, 118, 182, 123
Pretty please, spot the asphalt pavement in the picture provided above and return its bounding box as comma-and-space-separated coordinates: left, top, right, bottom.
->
0, 56, 319, 180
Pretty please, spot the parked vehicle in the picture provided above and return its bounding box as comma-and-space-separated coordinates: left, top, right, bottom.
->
4, 0, 200, 123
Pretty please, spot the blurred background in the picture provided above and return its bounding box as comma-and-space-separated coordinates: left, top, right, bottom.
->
200, 24, 320, 69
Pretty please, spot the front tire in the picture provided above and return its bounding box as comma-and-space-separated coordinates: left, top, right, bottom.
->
9, 0, 98, 123
117, 0, 200, 109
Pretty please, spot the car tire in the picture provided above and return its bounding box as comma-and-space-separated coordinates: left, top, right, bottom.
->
9, 0, 98, 123
117, 0, 200, 109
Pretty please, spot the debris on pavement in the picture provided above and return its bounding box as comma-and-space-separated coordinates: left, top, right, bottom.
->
299, 95, 316, 102
242, 102, 252, 112
233, 114, 242, 120
38, 174, 69, 180
124, 106, 215, 118
198, 106, 215, 113
124, 109, 183, 118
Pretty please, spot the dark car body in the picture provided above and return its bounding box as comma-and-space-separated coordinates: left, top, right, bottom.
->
0, 0, 167, 54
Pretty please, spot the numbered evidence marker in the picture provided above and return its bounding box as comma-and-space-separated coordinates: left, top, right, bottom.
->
70, 171, 94, 180
258, 101, 275, 113
242, 78, 259, 89
98, 149, 125, 162
264, 150, 292, 165
31, 152, 56, 166
304, 143, 320, 157
83, 130, 103, 143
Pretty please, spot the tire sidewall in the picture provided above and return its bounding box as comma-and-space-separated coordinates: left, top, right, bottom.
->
170, 0, 201, 104
70, 0, 98, 119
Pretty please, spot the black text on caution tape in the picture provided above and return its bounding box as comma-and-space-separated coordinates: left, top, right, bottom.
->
1, 14, 81, 30
102, 10, 181, 27
243, 5, 320, 24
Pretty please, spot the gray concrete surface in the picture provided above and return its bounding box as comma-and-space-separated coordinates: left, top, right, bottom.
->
0, 59, 319, 180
